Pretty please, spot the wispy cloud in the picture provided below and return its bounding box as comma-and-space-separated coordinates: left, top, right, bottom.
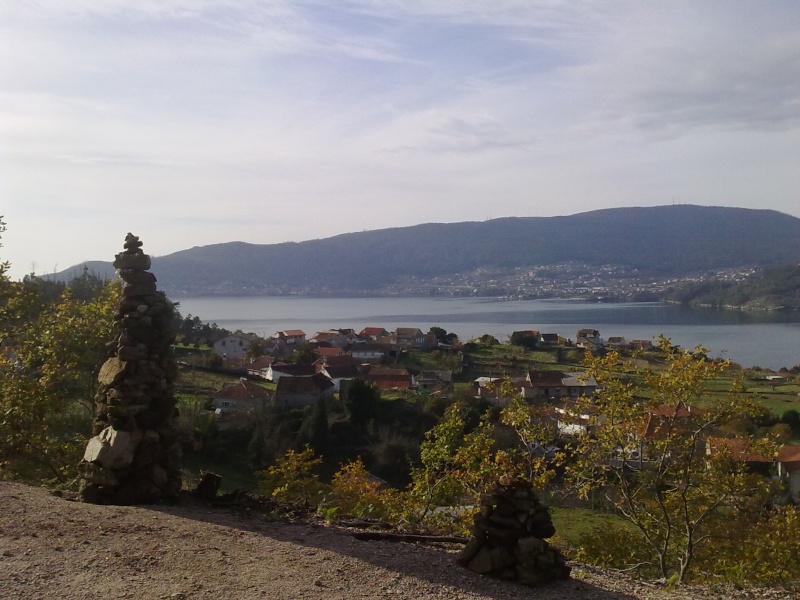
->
1, 1, 798, 277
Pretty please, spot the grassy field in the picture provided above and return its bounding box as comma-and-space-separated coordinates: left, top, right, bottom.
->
549, 506, 630, 555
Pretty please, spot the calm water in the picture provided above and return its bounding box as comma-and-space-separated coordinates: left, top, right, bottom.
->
173, 296, 800, 370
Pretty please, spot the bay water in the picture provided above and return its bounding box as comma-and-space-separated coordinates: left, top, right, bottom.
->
173, 296, 800, 370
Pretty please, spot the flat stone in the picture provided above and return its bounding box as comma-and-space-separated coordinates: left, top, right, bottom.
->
118, 269, 157, 284
97, 357, 128, 386
113, 253, 151, 271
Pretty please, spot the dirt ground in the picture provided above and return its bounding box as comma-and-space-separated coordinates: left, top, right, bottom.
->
0, 481, 792, 599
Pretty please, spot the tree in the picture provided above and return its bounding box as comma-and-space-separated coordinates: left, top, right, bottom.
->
0, 219, 121, 481
405, 391, 557, 534
569, 338, 775, 583
476, 334, 499, 347
509, 330, 539, 350
288, 342, 316, 364
343, 379, 380, 427
428, 326, 458, 345
244, 338, 267, 363
67, 266, 106, 302
296, 397, 329, 453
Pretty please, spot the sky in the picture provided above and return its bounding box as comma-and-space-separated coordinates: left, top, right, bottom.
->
1, 1, 799, 279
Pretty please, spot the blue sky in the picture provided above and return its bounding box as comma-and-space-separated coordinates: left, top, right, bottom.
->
2, 1, 799, 279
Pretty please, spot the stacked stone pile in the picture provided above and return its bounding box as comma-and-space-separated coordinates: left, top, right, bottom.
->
79, 233, 181, 505
457, 479, 571, 586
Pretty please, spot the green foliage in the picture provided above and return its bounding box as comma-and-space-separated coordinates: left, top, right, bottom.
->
288, 342, 317, 364
296, 397, 329, 453
569, 337, 777, 583
343, 379, 380, 427
403, 391, 556, 534
0, 264, 120, 482
257, 446, 327, 506
428, 326, 458, 345
325, 458, 401, 520
509, 330, 539, 350
476, 333, 499, 347
698, 506, 800, 586
664, 265, 800, 309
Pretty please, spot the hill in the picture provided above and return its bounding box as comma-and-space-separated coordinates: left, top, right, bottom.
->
665, 265, 800, 310
55, 205, 800, 297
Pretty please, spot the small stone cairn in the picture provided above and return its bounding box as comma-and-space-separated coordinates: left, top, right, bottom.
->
457, 479, 571, 586
79, 233, 181, 504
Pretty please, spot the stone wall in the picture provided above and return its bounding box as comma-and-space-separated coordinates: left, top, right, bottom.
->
79, 233, 181, 504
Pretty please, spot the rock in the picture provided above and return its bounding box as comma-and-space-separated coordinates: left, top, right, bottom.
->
83, 427, 141, 470
97, 357, 128, 386
458, 478, 569, 587
466, 546, 493, 574
113, 253, 151, 271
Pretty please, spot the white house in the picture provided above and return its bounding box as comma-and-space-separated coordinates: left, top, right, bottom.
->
213, 334, 258, 361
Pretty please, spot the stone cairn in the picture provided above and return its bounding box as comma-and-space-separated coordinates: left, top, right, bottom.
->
79, 233, 181, 504
457, 479, 571, 586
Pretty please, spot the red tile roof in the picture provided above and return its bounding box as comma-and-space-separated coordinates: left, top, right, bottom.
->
214, 379, 271, 400
777, 445, 800, 464
707, 437, 773, 463
314, 347, 344, 357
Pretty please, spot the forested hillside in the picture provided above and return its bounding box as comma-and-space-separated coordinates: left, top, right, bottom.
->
56, 205, 800, 296
665, 265, 800, 309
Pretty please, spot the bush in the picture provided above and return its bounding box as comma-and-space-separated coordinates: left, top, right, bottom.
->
325, 458, 401, 521
257, 446, 327, 506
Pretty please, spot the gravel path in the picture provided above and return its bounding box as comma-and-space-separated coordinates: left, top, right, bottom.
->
0, 481, 792, 599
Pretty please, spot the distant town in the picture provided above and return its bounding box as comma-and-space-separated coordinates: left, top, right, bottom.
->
373, 262, 760, 301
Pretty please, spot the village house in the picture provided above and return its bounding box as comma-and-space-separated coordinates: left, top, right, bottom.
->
265, 362, 317, 383
553, 400, 603, 437
523, 370, 598, 401
473, 377, 529, 405
274, 330, 306, 347
363, 367, 413, 392
393, 328, 426, 348
313, 346, 346, 360
314, 354, 363, 369
348, 343, 387, 363
213, 333, 261, 362
473, 376, 502, 399
576, 329, 602, 352
358, 327, 389, 341
777, 445, 800, 502
212, 378, 272, 429
246, 355, 275, 380
413, 370, 453, 394
308, 329, 355, 348
318, 363, 362, 393
539, 333, 560, 346
274, 373, 334, 408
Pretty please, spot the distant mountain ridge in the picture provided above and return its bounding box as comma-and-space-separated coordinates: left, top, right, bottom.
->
59, 205, 800, 297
